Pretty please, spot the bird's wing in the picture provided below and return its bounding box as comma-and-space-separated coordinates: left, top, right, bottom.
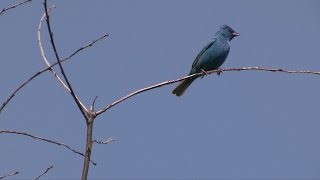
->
191, 39, 216, 68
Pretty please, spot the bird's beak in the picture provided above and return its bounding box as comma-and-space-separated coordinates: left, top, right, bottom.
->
232, 32, 240, 37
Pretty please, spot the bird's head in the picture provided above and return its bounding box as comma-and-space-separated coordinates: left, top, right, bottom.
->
217, 24, 240, 41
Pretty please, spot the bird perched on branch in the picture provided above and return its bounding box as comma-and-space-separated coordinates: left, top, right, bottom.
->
172, 24, 239, 96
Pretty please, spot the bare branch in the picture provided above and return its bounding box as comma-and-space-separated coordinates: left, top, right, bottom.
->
38, 6, 69, 94
221, 66, 320, 75
81, 119, 94, 180
0, 33, 108, 113
65, 33, 108, 62
34, 165, 53, 180
90, 96, 99, 111
39, 4, 88, 116
96, 66, 320, 116
43, 0, 88, 120
93, 138, 115, 145
0, 130, 97, 166
0, 0, 32, 15
96, 75, 194, 115
0, 171, 19, 179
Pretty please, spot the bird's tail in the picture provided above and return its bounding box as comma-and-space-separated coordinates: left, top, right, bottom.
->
172, 78, 196, 96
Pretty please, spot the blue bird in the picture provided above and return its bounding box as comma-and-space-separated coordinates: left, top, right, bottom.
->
172, 24, 239, 96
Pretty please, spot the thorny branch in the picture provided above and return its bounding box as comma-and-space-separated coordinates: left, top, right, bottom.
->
96, 66, 320, 116
34, 165, 53, 180
0, 0, 32, 15
0, 130, 97, 165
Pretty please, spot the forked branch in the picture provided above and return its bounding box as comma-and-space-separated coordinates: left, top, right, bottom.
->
42, 2, 88, 119
0, 33, 108, 113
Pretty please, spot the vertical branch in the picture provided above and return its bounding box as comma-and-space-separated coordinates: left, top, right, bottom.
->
81, 115, 94, 180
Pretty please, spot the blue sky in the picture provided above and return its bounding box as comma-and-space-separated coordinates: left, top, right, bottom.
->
1, 0, 320, 179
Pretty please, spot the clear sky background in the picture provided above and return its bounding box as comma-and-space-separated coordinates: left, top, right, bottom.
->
1, 0, 320, 179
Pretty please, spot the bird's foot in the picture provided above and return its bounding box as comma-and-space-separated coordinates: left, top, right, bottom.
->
216, 68, 223, 76
200, 69, 206, 79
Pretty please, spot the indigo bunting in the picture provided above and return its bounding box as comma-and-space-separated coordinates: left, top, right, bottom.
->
172, 24, 239, 96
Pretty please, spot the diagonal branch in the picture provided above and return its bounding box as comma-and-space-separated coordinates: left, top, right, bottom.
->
34, 165, 53, 180
0, 33, 108, 113
0, 0, 32, 15
63, 33, 109, 63
96, 74, 194, 115
96, 66, 320, 116
0, 171, 19, 179
0, 130, 97, 165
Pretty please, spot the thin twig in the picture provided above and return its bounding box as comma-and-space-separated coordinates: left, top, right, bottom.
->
222, 66, 320, 75
96, 66, 320, 116
0, 33, 108, 113
0, 0, 32, 15
65, 34, 108, 62
0, 130, 97, 166
34, 165, 53, 180
0, 171, 19, 179
90, 96, 99, 111
93, 138, 115, 145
